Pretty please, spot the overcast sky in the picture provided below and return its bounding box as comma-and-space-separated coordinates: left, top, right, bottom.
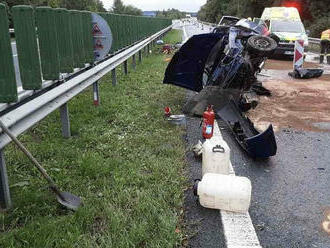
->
102, 0, 207, 12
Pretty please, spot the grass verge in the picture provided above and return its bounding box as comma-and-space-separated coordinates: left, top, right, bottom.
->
0, 29, 186, 247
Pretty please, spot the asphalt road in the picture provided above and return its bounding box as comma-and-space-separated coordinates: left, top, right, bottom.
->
181, 23, 330, 247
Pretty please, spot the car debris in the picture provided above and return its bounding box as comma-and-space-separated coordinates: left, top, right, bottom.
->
192, 140, 203, 158
162, 44, 174, 54
288, 68, 324, 79
166, 114, 186, 126
164, 18, 278, 158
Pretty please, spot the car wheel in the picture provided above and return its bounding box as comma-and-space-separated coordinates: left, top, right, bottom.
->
247, 35, 277, 57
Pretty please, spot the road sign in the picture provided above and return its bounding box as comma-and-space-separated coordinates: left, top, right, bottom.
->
293, 39, 304, 69
91, 13, 112, 61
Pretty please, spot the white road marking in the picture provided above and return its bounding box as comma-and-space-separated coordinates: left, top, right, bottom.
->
213, 120, 262, 248
182, 25, 189, 44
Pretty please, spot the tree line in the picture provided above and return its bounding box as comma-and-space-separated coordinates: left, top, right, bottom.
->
2, 0, 187, 19
198, 0, 330, 37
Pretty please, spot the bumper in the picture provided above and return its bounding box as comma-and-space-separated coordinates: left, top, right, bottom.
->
274, 43, 309, 56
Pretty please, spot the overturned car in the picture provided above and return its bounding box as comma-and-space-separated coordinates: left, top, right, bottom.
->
164, 18, 278, 158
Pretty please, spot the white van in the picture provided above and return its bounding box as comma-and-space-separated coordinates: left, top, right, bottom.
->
260, 7, 309, 56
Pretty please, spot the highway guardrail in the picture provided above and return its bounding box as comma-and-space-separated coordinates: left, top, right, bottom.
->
0, 3, 172, 209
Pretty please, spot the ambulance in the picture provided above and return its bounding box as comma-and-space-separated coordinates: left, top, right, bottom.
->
260, 7, 309, 56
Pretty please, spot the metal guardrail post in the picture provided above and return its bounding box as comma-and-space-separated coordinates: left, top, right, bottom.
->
147, 44, 150, 55
132, 54, 136, 70
60, 103, 71, 138
93, 81, 100, 106
123, 60, 128, 75
138, 50, 142, 63
112, 68, 117, 86
0, 149, 11, 209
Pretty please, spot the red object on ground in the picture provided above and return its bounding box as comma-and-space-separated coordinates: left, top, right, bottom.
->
162, 44, 172, 54
164, 106, 171, 117
202, 105, 215, 139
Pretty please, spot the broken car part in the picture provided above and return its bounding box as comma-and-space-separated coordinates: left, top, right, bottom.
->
164, 18, 277, 158
288, 68, 324, 79
218, 100, 277, 158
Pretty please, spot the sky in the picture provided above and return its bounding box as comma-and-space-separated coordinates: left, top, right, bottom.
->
102, 0, 207, 12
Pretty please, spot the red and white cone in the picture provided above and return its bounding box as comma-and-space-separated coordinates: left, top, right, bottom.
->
293, 40, 304, 69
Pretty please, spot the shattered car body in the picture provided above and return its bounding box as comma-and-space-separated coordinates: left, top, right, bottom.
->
164, 19, 278, 158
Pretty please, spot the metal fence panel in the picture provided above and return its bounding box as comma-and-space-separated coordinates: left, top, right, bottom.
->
0, 4, 17, 103
12, 5, 42, 90
81, 11, 94, 64
36, 7, 60, 80
55, 8, 74, 73
70, 10, 85, 68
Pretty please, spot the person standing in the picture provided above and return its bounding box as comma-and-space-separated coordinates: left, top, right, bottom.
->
320, 29, 330, 64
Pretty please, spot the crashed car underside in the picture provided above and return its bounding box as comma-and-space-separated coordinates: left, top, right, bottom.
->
163, 19, 277, 158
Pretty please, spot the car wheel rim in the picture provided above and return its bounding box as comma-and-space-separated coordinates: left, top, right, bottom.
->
254, 38, 270, 49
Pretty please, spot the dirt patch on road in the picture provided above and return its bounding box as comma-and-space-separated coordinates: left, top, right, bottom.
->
264, 59, 319, 70
248, 74, 330, 132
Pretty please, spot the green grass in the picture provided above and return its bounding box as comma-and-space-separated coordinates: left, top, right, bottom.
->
0, 29, 186, 247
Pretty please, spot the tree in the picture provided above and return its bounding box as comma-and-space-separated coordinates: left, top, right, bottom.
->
156, 8, 185, 20
197, 0, 330, 37
124, 5, 142, 16
111, 0, 142, 16
112, 0, 125, 13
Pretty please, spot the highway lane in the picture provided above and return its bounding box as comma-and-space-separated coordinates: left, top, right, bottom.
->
181, 22, 330, 247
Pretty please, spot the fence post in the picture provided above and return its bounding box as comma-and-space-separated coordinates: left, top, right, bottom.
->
132, 54, 136, 70
123, 60, 128, 75
93, 81, 100, 106
0, 149, 11, 209
60, 103, 71, 138
138, 50, 142, 63
112, 68, 117, 86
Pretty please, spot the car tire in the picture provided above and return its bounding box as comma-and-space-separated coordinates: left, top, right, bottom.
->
247, 35, 277, 57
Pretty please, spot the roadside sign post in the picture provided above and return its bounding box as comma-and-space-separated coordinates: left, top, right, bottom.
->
293, 40, 304, 69
93, 81, 100, 106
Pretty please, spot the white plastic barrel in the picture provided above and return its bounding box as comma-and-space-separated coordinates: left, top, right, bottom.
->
202, 136, 230, 176
194, 173, 252, 213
